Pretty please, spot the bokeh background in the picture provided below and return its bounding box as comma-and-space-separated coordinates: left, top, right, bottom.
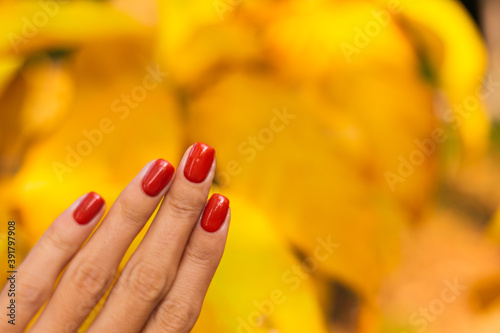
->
1, 0, 500, 332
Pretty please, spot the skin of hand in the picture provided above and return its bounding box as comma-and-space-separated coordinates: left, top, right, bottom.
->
0, 142, 231, 333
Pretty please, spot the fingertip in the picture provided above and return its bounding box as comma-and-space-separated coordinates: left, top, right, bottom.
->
73, 192, 105, 225
142, 159, 176, 197
200, 194, 230, 233
183, 142, 216, 184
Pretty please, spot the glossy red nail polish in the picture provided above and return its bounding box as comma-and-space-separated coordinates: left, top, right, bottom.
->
73, 192, 105, 225
184, 142, 215, 183
142, 159, 175, 197
201, 194, 229, 232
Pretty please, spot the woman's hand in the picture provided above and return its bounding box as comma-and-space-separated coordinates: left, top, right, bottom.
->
0, 142, 230, 333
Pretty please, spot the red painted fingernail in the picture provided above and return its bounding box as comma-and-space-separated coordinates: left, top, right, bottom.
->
142, 159, 175, 197
184, 142, 215, 183
201, 194, 229, 232
73, 192, 105, 225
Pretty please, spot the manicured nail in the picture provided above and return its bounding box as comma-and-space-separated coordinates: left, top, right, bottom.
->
201, 194, 229, 232
73, 192, 105, 225
184, 142, 215, 183
142, 159, 175, 197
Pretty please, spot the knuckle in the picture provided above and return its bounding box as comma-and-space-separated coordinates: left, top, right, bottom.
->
156, 298, 199, 332
63, 320, 80, 333
117, 200, 147, 227
184, 245, 217, 269
17, 274, 48, 308
71, 261, 111, 299
43, 228, 74, 254
167, 191, 205, 220
126, 260, 167, 304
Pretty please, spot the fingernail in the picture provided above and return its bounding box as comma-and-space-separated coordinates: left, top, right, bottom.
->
142, 159, 175, 197
184, 142, 215, 183
201, 194, 229, 232
74, 192, 105, 225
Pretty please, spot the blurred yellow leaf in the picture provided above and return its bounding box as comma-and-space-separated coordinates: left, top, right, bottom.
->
0, 1, 149, 56
395, 0, 490, 160
194, 188, 329, 333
